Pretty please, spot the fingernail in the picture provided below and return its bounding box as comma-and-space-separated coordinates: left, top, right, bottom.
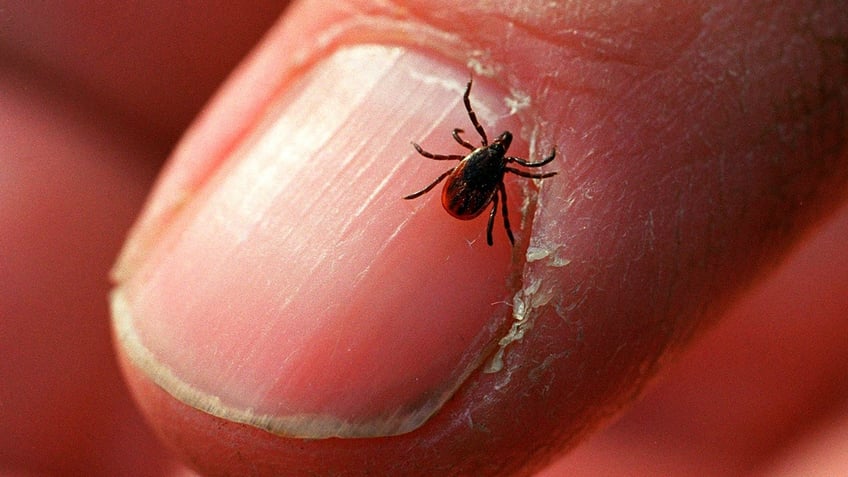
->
112, 45, 535, 438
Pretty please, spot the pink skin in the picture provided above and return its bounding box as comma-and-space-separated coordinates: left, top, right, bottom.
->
0, 2, 287, 474
3, 1, 848, 476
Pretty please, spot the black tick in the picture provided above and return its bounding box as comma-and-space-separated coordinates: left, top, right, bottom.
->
403, 78, 557, 246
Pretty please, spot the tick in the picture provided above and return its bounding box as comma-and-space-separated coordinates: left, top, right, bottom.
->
403, 78, 557, 246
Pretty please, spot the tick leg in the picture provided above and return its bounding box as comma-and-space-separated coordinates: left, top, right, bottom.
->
498, 182, 515, 245
403, 168, 454, 200
452, 129, 476, 150
412, 142, 465, 161
487, 190, 498, 246
509, 146, 557, 167
506, 167, 557, 179
463, 79, 488, 146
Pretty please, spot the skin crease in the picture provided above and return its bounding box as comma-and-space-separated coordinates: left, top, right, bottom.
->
2, 2, 848, 477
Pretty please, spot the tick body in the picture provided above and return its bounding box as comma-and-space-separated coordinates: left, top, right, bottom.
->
404, 79, 557, 246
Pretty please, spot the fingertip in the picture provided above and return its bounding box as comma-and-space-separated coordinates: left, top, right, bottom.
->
113, 42, 545, 436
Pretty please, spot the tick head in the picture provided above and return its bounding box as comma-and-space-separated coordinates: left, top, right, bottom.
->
492, 131, 512, 153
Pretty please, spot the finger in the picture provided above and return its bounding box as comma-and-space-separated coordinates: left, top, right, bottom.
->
1, 3, 296, 474
545, 202, 848, 475
111, 0, 848, 475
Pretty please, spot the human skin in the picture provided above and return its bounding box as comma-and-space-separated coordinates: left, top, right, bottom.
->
2, 1, 848, 476
0, 2, 286, 474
